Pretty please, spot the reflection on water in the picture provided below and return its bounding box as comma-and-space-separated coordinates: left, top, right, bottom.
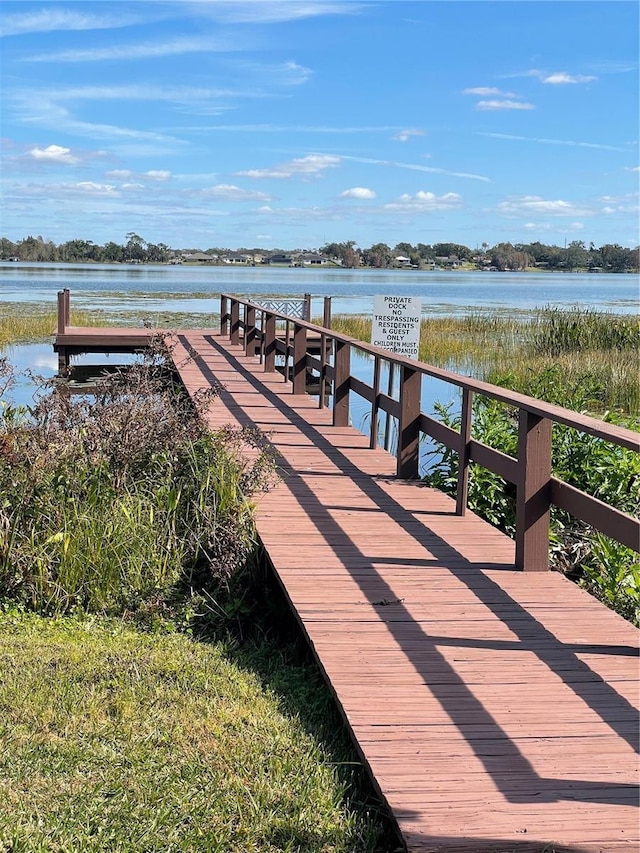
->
2, 343, 139, 409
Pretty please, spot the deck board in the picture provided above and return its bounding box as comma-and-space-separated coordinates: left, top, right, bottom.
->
168, 330, 639, 853
57, 325, 639, 852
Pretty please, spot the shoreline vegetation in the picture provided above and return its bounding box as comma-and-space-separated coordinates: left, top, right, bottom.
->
2, 234, 639, 273
0, 305, 637, 849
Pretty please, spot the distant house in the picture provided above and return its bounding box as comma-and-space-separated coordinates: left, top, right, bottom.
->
394, 255, 411, 267
297, 253, 329, 266
182, 252, 217, 263
267, 253, 295, 265
222, 252, 252, 265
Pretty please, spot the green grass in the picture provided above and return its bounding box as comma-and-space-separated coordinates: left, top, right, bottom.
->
0, 611, 389, 853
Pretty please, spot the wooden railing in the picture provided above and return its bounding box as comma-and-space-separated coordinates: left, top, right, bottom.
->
220, 293, 640, 573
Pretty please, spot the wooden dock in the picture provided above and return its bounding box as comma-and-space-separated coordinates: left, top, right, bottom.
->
169, 330, 639, 853
52, 295, 639, 853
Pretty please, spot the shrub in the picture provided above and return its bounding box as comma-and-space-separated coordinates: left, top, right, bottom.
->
0, 343, 277, 620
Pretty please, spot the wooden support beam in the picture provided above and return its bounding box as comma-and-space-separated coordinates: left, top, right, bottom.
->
397, 365, 421, 478
220, 295, 228, 335
515, 410, 552, 571
57, 290, 66, 335
293, 323, 307, 394
456, 388, 473, 515
263, 312, 276, 372
333, 341, 350, 427
245, 305, 257, 357
230, 300, 240, 346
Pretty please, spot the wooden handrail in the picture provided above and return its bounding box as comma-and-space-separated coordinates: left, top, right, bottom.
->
221, 293, 640, 570
220, 293, 639, 450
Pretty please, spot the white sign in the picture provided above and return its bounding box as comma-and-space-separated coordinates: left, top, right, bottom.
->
371, 295, 422, 359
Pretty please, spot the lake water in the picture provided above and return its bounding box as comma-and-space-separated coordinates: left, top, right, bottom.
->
2, 263, 638, 464
2, 262, 638, 318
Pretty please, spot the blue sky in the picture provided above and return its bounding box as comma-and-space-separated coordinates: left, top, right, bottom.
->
1, 1, 638, 251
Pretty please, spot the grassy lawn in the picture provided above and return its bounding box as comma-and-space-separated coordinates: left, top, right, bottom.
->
0, 611, 389, 853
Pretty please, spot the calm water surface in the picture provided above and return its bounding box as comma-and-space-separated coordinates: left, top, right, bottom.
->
2, 262, 638, 317
2, 264, 638, 446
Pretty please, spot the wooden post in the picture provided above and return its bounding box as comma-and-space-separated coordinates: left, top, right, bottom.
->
64, 288, 70, 328
320, 297, 332, 408
515, 409, 552, 571
245, 304, 257, 357
220, 295, 228, 335
319, 333, 327, 409
383, 361, 396, 452
293, 322, 307, 394
283, 319, 291, 382
304, 293, 312, 321
397, 365, 420, 479
456, 388, 473, 515
230, 300, 240, 346
323, 296, 332, 329
57, 290, 66, 334
263, 312, 276, 372
370, 356, 381, 449
333, 340, 350, 427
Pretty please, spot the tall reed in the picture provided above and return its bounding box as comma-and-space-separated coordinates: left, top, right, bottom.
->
0, 344, 277, 616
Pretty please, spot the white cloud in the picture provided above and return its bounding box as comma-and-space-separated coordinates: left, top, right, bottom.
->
523, 222, 551, 232
29, 144, 79, 164
497, 196, 593, 217
392, 129, 425, 142
27, 37, 238, 63
188, 2, 360, 25
282, 61, 313, 85
343, 155, 490, 183
384, 191, 463, 212
463, 87, 516, 97
1, 9, 141, 37
237, 153, 341, 179
106, 169, 133, 180
625, 166, 640, 173
74, 182, 120, 196
476, 99, 535, 111
339, 187, 376, 199
478, 132, 626, 153
505, 69, 599, 85
16, 181, 120, 198
599, 192, 639, 214
199, 184, 273, 201
145, 170, 172, 181
542, 72, 597, 85
191, 123, 402, 134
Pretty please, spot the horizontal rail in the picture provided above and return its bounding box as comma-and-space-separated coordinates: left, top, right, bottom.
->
220, 292, 639, 451
219, 292, 640, 570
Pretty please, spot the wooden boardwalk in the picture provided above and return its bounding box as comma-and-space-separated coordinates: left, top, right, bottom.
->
50, 312, 639, 852
167, 330, 639, 853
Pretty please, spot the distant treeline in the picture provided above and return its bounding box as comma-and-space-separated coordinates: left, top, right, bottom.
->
2, 233, 638, 272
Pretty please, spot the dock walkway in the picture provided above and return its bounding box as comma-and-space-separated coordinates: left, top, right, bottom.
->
169, 330, 639, 853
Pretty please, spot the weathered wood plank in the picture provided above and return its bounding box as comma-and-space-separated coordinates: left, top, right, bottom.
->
169, 330, 639, 853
